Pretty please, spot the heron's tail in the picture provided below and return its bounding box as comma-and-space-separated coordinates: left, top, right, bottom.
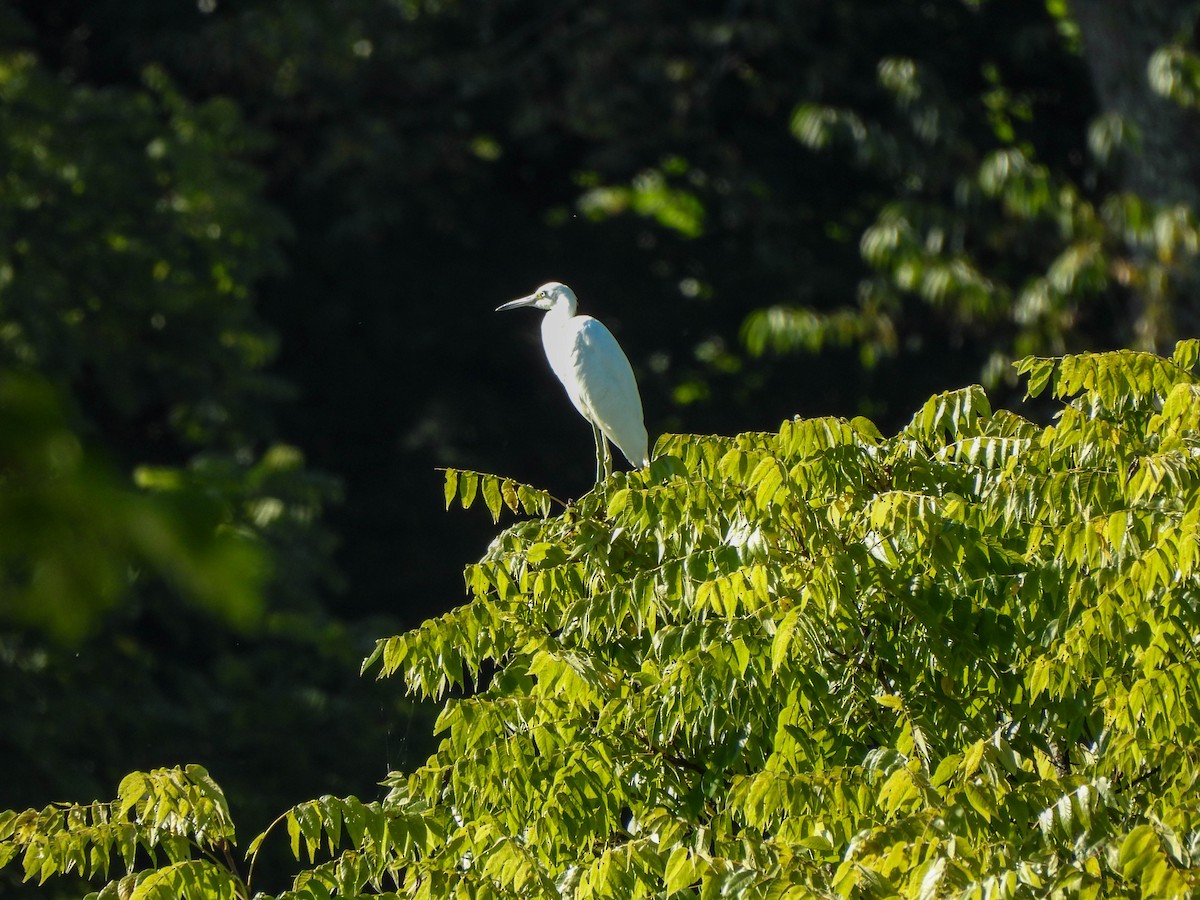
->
605, 421, 649, 470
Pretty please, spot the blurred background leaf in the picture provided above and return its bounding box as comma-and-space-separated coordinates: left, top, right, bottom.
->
0, 372, 265, 641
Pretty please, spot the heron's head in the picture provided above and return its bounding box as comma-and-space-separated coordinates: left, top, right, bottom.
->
496, 282, 578, 315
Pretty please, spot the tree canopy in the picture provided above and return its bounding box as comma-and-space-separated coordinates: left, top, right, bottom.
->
5, 345, 1200, 898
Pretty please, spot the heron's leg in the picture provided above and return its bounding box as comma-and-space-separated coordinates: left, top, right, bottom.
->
602, 433, 613, 480
591, 421, 604, 483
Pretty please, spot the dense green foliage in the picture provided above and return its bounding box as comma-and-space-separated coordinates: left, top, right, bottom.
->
6, 345, 1200, 898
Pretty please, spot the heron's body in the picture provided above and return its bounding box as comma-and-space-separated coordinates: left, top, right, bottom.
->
498, 282, 649, 480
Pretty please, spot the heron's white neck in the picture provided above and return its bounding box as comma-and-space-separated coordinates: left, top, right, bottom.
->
540, 298, 576, 342
546, 294, 578, 318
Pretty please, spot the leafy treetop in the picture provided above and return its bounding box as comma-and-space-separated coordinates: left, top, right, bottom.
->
5, 344, 1200, 898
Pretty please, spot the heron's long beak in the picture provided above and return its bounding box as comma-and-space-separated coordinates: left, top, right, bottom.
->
496, 295, 538, 312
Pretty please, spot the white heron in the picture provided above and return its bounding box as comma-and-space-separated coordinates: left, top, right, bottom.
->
497, 282, 649, 482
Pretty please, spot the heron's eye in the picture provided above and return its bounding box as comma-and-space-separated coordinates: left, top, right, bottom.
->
537, 291, 546, 298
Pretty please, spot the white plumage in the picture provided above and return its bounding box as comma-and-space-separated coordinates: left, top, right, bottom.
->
497, 282, 649, 481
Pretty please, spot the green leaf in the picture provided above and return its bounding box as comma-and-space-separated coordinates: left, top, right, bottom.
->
664, 846, 696, 894
1171, 338, 1200, 372
1118, 825, 1158, 876
482, 475, 503, 523
1015, 356, 1055, 398
459, 471, 478, 509
606, 488, 631, 519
